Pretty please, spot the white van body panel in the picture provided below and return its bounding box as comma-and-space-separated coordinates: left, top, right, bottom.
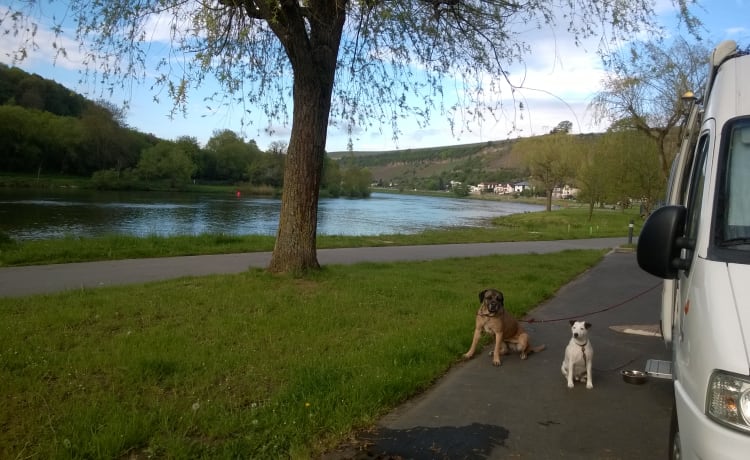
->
676, 379, 750, 460
675, 259, 749, 395
660, 281, 676, 343
727, 263, 750, 362
703, 52, 750, 128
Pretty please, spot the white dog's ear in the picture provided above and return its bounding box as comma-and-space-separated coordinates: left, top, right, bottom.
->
585, 322, 592, 329
569, 319, 576, 326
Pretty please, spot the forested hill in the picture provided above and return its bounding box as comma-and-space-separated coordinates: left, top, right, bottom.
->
0, 63, 160, 177
0, 64, 91, 118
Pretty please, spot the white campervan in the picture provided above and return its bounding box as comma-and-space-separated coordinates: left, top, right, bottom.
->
637, 40, 750, 459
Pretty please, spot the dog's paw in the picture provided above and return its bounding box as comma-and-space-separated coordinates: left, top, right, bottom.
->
463, 352, 474, 360
567, 381, 574, 389
492, 359, 502, 367
520, 353, 528, 360
586, 382, 593, 389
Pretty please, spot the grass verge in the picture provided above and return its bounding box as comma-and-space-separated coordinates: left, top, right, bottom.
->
0, 249, 605, 458
0, 207, 641, 266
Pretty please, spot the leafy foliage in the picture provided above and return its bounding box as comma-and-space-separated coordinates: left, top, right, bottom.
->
0, 67, 157, 176
513, 133, 576, 210
576, 130, 665, 219
0, 66, 370, 193
136, 141, 197, 186
592, 37, 710, 176
0, 63, 88, 117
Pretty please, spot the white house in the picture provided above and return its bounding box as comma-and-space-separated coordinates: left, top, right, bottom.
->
553, 184, 580, 198
493, 183, 514, 194
513, 181, 532, 193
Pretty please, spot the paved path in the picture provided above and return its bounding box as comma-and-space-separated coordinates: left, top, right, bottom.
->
0, 237, 629, 298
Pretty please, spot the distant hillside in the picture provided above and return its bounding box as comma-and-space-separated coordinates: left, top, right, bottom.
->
0, 64, 162, 176
0, 63, 91, 117
329, 139, 525, 188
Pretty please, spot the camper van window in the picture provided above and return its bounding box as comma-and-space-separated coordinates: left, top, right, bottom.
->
722, 122, 750, 244
684, 133, 710, 256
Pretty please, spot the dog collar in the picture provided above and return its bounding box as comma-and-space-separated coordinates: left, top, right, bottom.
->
478, 307, 504, 317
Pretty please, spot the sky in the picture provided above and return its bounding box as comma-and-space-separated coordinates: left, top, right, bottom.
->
1, 1, 749, 153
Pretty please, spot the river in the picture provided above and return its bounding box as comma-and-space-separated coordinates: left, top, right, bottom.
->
0, 189, 544, 240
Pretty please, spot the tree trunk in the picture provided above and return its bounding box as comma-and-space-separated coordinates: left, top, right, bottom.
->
546, 189, 553, 212
267, 6, 345, 274
268, 78, 328, 273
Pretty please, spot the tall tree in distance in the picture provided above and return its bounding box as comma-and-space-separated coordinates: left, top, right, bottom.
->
591, 37, 709, 177
551, 120, 573, 134
3, 1, 699, 273
513, 132, 576, 212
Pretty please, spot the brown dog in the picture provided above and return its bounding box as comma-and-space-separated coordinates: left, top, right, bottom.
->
464, 289, 545, 366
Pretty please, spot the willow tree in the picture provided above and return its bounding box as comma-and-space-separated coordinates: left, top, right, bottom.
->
591, 37, 709, 178
513, 132, 577, 211
3, 0, 697, 273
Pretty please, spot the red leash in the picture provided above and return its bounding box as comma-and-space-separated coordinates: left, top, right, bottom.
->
521, 282, 662, 323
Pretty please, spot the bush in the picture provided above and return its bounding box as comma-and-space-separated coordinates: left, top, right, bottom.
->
0, 231, 17, 250
91, 168, 141, 190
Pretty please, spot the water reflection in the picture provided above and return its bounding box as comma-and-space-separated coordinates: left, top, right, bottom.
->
0, 189, 543, 240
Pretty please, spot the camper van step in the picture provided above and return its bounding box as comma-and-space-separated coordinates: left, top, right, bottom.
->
645, 359, 673, 379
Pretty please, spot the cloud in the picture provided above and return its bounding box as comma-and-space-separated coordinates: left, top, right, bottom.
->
724, 26, 749, 38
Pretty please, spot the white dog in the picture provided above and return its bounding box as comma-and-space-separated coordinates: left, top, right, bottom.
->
561, 320, 594, 389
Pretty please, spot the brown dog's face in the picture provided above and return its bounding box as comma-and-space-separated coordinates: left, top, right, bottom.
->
479, 289, 505, 315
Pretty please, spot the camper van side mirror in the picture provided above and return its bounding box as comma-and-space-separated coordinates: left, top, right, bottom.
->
637, 205, 688, 279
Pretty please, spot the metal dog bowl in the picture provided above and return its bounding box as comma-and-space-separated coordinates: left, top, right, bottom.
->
621, 369, 648, 385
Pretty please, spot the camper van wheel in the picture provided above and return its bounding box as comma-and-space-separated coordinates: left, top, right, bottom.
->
669, 403, 681, 460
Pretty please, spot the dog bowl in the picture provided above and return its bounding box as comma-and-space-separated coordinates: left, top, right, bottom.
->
621, 369, 648, 385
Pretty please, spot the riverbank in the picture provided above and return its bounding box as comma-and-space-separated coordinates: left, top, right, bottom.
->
0, 173, 280, 196
0, 206, 642, 267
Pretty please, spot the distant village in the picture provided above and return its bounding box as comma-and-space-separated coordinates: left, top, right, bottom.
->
380, 179, 580, 200
455, 181, 580, 199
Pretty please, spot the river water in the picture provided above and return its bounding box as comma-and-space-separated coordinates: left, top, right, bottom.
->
0, 189, 544, 240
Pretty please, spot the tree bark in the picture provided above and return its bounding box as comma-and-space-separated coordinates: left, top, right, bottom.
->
546, 189, 552, 212
267, 4, 345, 273
268, 77, 328, 273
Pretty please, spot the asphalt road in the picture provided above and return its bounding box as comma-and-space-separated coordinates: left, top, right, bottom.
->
0, 237, 629, 298
0, 237, 674, 459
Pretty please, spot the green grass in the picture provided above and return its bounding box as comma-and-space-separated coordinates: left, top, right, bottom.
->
0, 249, 605, 459
0, 206, 641, 266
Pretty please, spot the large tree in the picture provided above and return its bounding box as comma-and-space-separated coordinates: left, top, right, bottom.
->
591, 37, 709, 177
513, 132, 576, 211
576, 129, 664, 219
2, 1, 697, 272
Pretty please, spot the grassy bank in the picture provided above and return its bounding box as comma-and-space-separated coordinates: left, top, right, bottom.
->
0, 249, 606, 459
0, 207, 641, 266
